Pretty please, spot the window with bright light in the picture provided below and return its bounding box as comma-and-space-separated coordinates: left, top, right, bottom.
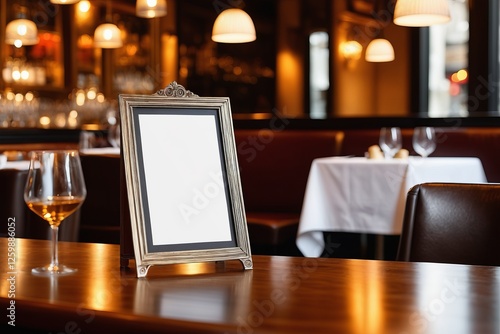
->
309, 31, 330, 119
428, 0, 469, 117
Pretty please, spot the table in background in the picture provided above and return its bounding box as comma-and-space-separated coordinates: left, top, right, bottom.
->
79, 147, 120, 156
297, 157, 488, 258
0, 238, 499, 334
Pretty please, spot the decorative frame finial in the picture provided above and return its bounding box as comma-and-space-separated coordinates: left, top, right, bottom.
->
155, 81, 199, 98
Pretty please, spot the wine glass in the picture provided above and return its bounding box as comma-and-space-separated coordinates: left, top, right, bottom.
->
108, 123, 121, 148
379, 127, 402, 159
24, 150, 86, 275
413, 127, 436, 158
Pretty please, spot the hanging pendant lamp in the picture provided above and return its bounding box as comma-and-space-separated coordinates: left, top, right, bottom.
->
365, 38, 395, 62
5, 18, 39, 47
212, 8, 256, 43
50, 0, 80, 4
94, 23, 122, 48
136, 0, 167, 18
94, 2, 122, 48
393, 0, 451, 27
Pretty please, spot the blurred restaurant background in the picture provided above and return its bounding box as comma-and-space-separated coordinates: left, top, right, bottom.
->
1, 0, 495, 132
1, 0, 500, 257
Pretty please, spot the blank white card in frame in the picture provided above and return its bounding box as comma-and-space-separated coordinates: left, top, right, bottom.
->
138, 112, 232, 246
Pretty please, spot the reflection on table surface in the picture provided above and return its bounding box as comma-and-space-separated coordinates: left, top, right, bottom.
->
0, 238, 499, 334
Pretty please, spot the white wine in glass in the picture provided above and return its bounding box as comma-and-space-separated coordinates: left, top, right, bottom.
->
24, 150, 86, 275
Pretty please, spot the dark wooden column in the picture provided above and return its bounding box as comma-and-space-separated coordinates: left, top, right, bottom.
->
468, 0, 499, 113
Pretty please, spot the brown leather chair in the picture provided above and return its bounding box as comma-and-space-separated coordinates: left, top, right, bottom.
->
397, 183, 500, 266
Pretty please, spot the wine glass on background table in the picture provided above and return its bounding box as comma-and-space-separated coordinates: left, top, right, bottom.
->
108, 123, 121, 148
413, 127, 436, 158
24, 150, 86, 275
379, 127, 402, 159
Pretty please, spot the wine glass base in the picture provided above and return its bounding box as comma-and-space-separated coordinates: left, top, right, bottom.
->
32, 265, 77, 276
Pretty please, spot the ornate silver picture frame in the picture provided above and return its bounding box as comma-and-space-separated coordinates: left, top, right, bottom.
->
119, 82, 252, 277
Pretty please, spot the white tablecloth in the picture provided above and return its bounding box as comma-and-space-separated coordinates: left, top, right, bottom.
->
0, 160, 31, 170
79, 147, 120, 156
296, 157, 488, 257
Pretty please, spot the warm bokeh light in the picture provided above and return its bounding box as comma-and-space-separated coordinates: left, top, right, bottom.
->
75, 90, 86, 106
86, 88, 97, 100
40, 116, 51, 127
6, 92, 15, 100
78, 0, 90, 13
12, 70, 21, 81
96, 93, 105, 103
451, 69, 468, 85
457, 69, 467, 81
69, 110, 78, 119
55, 113, 67, 127
20, 70, 29, 80
77, 34, 93, 48
340, 41, 363, 60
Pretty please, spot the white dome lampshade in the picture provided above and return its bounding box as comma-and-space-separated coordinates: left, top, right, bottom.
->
50, 0, 81, 4
94, 23, 123, 49
365, 38, 395, 62
136, 0, 167, 18
5, 19, 39, 47
393, 0, 451, 27
212, 8, 256, 43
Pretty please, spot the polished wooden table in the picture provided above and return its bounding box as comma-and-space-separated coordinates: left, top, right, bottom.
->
1, 238, 499, 333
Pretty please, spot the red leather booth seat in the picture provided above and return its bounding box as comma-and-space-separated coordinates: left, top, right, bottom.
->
0, 168, 79, 241
234, 129, 342, 255
430, 128, 500, 182
79, 154, 121, 244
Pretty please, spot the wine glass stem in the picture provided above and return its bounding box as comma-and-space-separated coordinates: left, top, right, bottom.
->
50, 225, 59, 270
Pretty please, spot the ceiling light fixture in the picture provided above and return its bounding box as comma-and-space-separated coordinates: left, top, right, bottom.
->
94, 2, 122, 49
5, 5, 39, 48
136, 0, 167, 18
212, 8, 256, 43
50, 0, 80, 4
365, 38, 395, 62
393, 0, 451, 27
